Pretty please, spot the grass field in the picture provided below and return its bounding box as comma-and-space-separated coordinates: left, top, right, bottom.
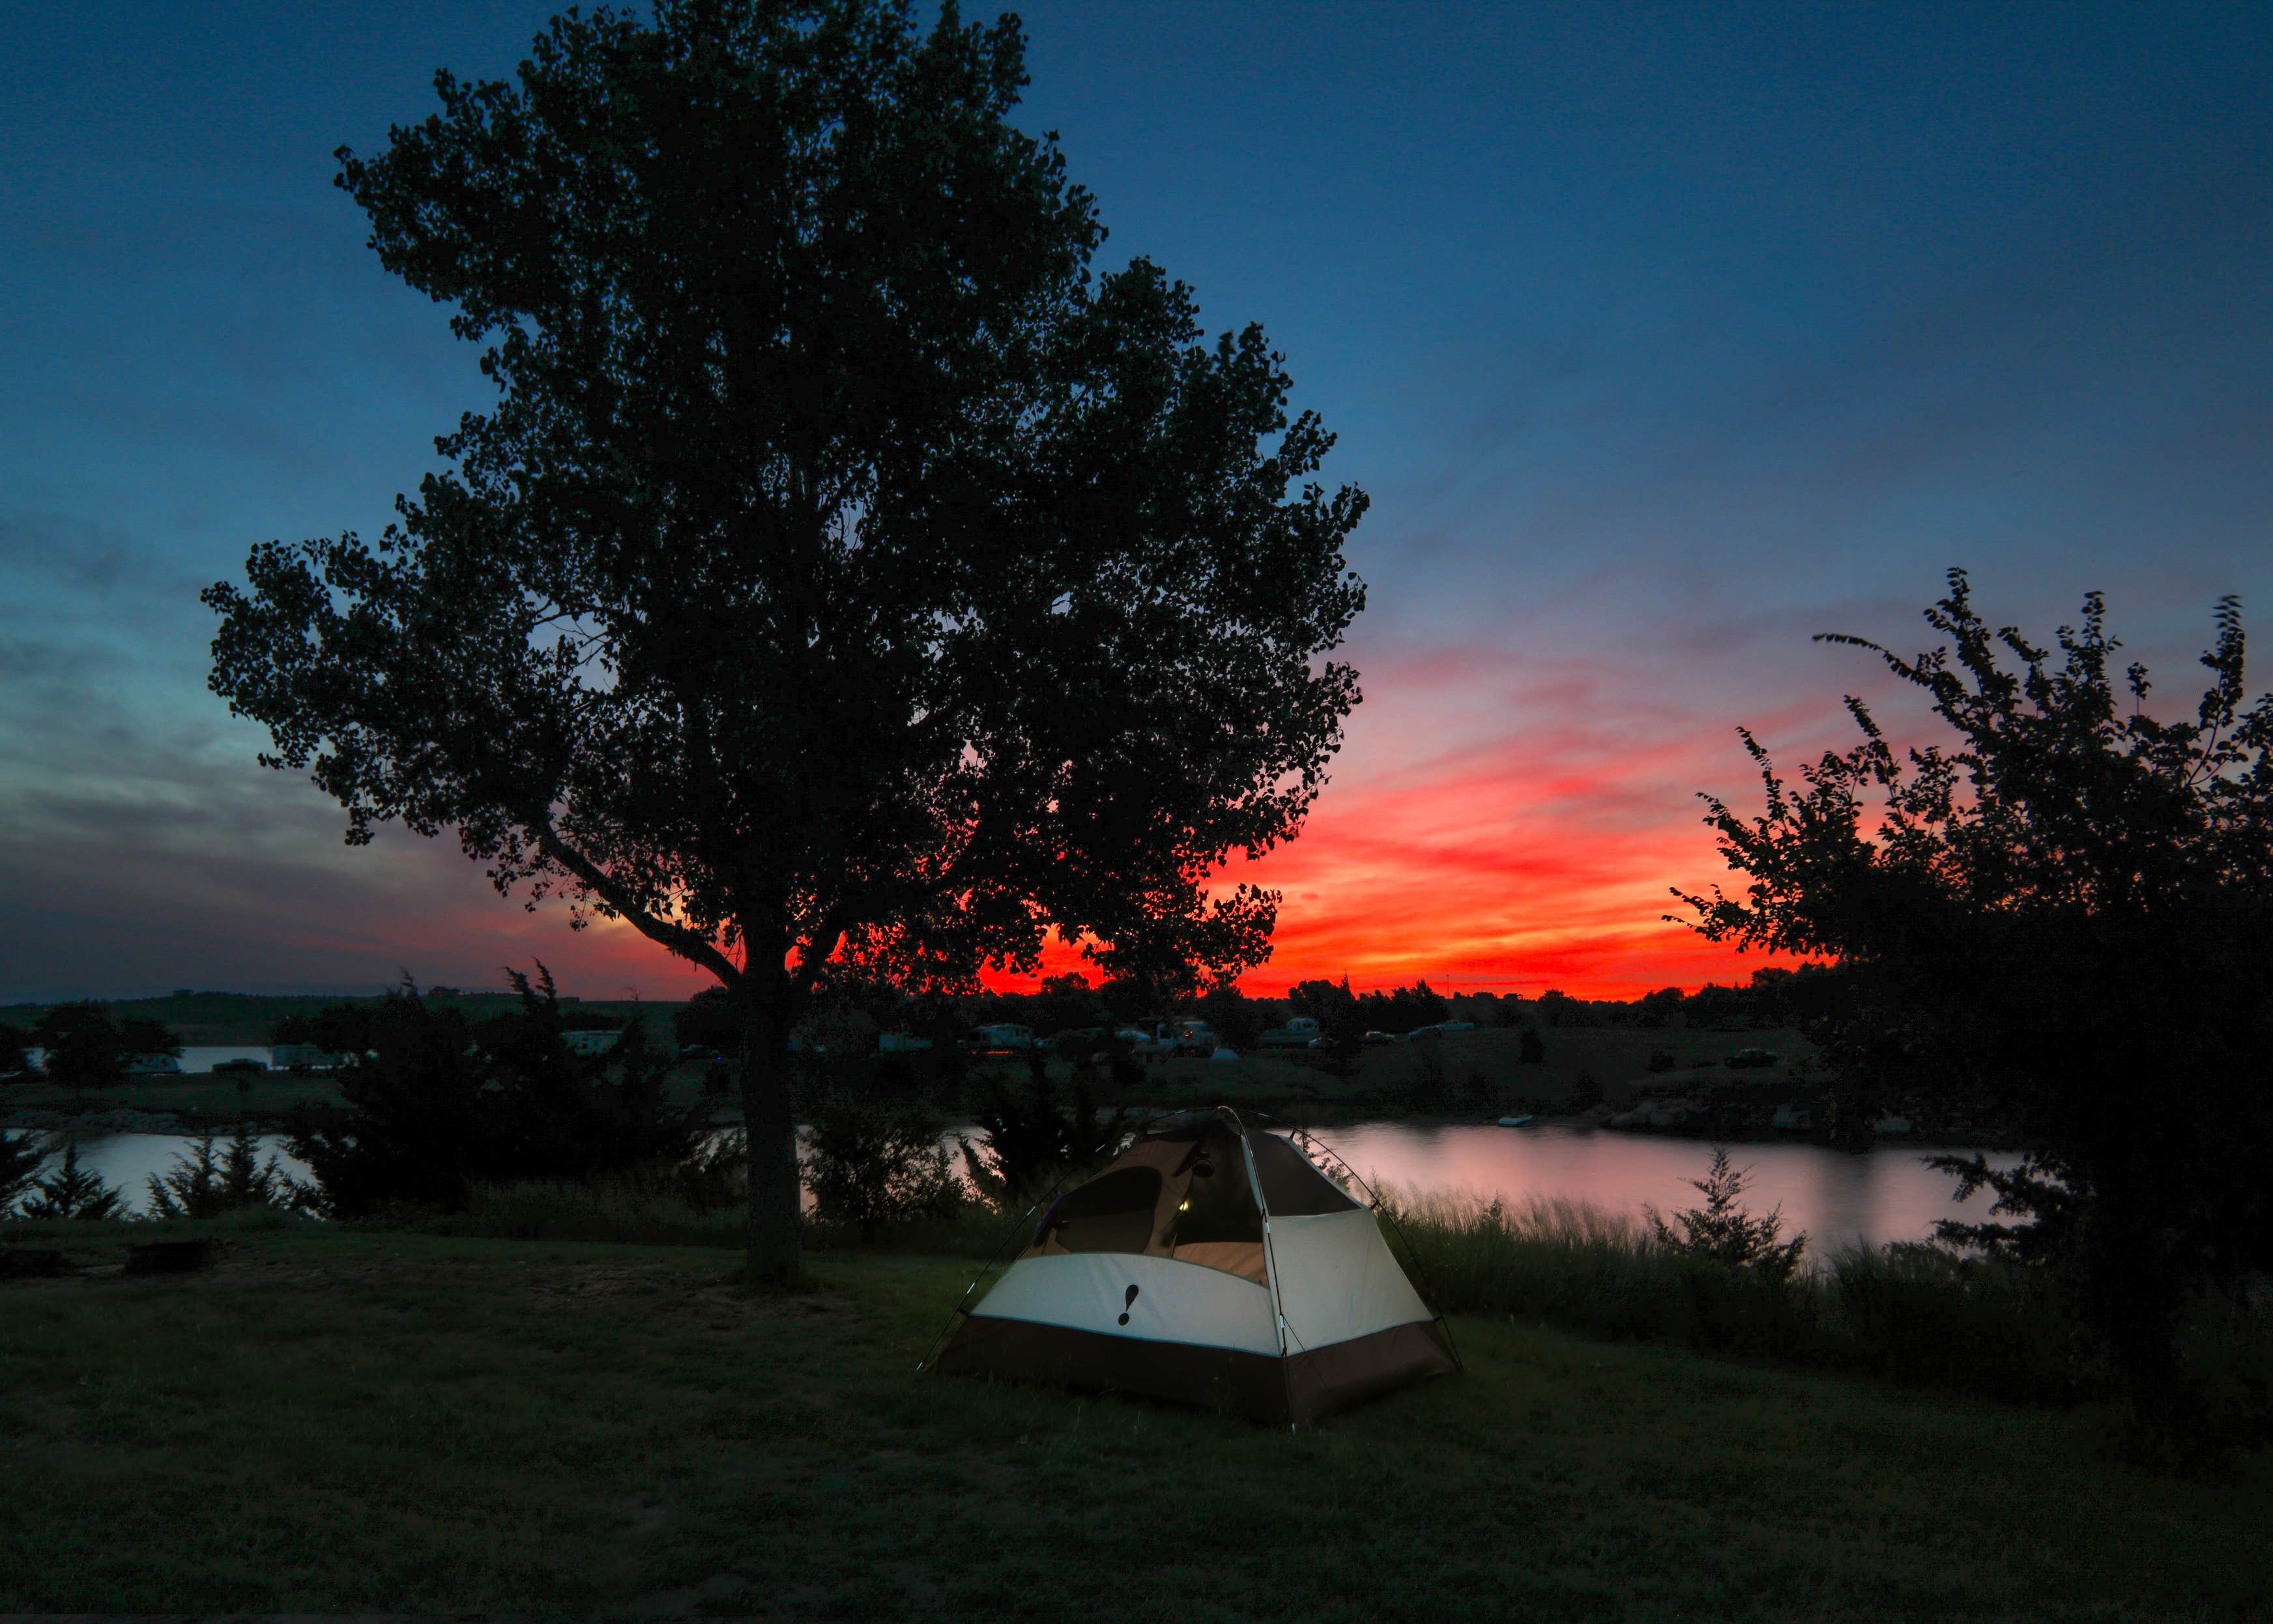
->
3, 1218, 2265, 1619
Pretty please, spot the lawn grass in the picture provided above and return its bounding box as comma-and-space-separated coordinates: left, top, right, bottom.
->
3, 1220, 2265, 1619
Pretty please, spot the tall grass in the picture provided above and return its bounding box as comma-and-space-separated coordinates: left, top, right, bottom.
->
1382, 1189, 2096, 1402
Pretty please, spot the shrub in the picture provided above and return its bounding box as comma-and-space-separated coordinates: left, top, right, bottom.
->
802, 1092, 958, 1242
1647, 1050, 1677, 1073
1518, 1028, 1545, 1065
961, 1067, 1131, 1206
1571, 1070, 1602, 1110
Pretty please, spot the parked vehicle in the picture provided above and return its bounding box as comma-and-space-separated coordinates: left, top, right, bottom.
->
1724, 1047, 1780, 1069
963, 1022, 1036, 1054
1257, 1016, 1324, 1049
1361, 1030, 1397, 1045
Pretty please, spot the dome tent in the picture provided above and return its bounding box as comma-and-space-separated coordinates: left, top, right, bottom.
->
933, 1109, 1457, 1423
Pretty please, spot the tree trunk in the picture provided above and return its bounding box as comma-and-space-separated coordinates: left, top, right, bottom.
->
738, 988, 804, 1282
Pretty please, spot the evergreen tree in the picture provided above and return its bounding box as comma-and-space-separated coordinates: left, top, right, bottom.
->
19, 1142, 125, 1221
1646, 1148, 1807, 1284
0, 1129, 44, 1213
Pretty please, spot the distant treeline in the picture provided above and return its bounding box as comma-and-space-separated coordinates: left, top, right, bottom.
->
1, 968, 1822, 1077
666, 964, 1828, 1060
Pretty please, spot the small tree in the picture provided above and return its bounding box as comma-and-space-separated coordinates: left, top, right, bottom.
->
1518, 1028, 1545, 1066
117, 1016, 183, 1064
30, 1004, 129, 1095
1646, 1148, 1807, 1284
18, 1142, 125, 1221
0, 1129, 44, 1213
0, 1022, 30, 1078
285, 971, 706, 1217
1678, 572, 2273, 1441
804, 1097, 957, 1242
1199, 984, 1260, 1051
147, 1125, 295, 1220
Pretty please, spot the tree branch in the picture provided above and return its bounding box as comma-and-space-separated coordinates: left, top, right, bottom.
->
532, 819, 742, 988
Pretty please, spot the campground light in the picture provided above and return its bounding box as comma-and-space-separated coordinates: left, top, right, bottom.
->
1178, 1199, 1190, 1211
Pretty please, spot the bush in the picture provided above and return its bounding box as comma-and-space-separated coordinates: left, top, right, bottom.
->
802, 1092, 958, 1241
1571, 1070, 1601, 1110
961, 1067, 1131, 1206
1519, 1028, 1545, 1065
1647, 1050, 1677, 1073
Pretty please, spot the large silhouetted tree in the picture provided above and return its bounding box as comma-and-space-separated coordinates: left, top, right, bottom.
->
1678, 571, 2273, 1445
203, 1, 1366, 1279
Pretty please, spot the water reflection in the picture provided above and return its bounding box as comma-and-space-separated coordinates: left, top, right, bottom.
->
1309, 1123, 2018, 1251
15, 1123, 2018, 1246
16, 1133, 310, 1217
23, 1046, 278, 1075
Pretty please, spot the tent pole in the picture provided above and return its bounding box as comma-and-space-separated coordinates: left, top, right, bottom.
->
1290, 1127, 1466, 1374
1224, 1105, 1300, 1429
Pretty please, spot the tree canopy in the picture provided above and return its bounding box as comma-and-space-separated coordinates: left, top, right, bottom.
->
1679, 570, 2273, 1443
203, 0, 1365, 1274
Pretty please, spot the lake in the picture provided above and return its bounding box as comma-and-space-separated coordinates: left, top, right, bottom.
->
1305, 1122, 2016, 1251
14, 1122, 2014, 1247
22, 1046, 281, 1075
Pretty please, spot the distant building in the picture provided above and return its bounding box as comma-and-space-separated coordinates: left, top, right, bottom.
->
563, 1028, 622, 1056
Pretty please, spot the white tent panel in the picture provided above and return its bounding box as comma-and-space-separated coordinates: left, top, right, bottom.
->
970, 1250, 1281, 1356
1269, 1208, 1434, 1352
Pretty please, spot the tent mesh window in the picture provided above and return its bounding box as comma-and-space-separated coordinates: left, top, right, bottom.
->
1043, 1166, 1163, 1254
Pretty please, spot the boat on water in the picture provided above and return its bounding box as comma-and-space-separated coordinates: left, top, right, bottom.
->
1496, 1114, 1534, 1127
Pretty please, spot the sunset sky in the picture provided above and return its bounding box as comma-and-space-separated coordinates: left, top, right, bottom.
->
4, 2, 2269, 1004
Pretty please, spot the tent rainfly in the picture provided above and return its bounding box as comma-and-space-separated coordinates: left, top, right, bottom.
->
934, 1110, 1456, 1423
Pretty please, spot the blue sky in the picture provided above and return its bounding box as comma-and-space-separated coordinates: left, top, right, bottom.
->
3, 1, 2268, 1001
